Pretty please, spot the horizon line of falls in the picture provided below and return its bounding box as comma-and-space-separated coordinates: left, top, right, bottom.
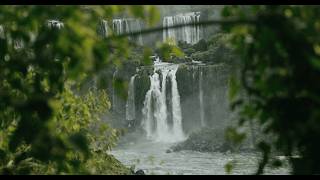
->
142, 64, 186, 143
163, 12, 202, 45
98, 18, 143, 45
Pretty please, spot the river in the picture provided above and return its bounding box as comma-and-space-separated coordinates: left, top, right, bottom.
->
110, 139, 290, 175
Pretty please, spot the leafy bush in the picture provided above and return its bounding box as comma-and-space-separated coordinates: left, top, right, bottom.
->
0, 5, 160, 175
223, 5, 320, 174
0, 81, 131, 174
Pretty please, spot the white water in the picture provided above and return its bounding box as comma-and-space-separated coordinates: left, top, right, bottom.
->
47, 20, 64, 29
113, 63, 290, 175
97, 18, 143, 45
0, 25, 4, 39
141, 86, 153, 139
142, 64, 186, 143
169, 66, 185, 141
163, 12, 201, 45
126, 75, 137, 121
112, 18, 143, 45
97, 20, 109, 37
111, 140, 290, 175
199, 67, 205, 127
112, 70, 118, 111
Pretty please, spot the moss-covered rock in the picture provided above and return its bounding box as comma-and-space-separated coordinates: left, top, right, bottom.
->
88, 153, 133, 175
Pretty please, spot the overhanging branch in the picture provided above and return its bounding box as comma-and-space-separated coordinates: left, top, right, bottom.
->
105, 19, 256, 40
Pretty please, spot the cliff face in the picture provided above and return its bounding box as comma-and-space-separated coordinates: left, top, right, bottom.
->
108, 63, 231, 135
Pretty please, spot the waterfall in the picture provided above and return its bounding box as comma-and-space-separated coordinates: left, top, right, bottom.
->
97, 19, 109, 37
199, 67, 205, 127
126, 75, 136, 121
113, 19, 124, 35
97, 18, 143, 45
163, 12, 201, 45
141, 64, 185, 142
0, 25, 4, 39
142, 84, 153, 139
47, 20, 64, 29
112, 70, 118, 111
141, 67, 170, 141
154, 69, 170, 141
112, 18, 143, 45
163, 16, 175, 44
169, 65, 185, 140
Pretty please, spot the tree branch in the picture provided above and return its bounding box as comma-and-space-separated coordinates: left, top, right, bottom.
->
105, 19, 256, 40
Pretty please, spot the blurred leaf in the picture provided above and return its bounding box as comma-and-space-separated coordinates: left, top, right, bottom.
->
228, 74, 240, 101
225, 127, 246, 145
225, 160, 236, 174
143, 47, 152, 66
69, 133, 89, 158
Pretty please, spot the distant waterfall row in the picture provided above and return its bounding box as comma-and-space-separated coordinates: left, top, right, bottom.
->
2, 11, 203, 47
163, 12, 202, 45
11, 11, 202, 46
97, 11, 202, 45
98, 18, 143, 45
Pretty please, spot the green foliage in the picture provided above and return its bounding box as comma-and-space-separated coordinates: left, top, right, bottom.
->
0, 5, 158, 174
155, 41, 184, 62
0, 81, 127, 174
174, 33, 235, 65
225, 127, 246, 147
223, 5, 320, 174
224, 160, 237, 174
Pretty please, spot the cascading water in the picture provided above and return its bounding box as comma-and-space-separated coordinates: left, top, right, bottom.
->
112, 18, 143, 45
112, 70, 118, 111
163, 12, 201, 45
112, 19, 125, 35
141, 66, 170, 141
169, 65, 185, 140
141, 63, 186, 143
0, 25, 4, 39
199, 66, 205, 127
47, 20, 64, 29
126, 75, 137, 121
97, 18, 143, 45
141, 84, 154, 139
163, 16, 175, 44
97, 19, 109, 38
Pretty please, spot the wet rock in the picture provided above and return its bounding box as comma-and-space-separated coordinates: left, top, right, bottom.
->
135, 169, 145, 175
166, 149, 172, 153
171, 127, 235, 153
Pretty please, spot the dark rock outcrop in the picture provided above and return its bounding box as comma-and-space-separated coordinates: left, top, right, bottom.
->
135, 169, 145, 175
170, 127, 255, 153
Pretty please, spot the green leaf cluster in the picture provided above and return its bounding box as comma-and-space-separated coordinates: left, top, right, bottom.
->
223, 5, 320, 174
